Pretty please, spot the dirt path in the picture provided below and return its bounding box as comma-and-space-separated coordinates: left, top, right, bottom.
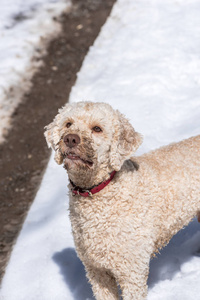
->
0, 0, 116, 282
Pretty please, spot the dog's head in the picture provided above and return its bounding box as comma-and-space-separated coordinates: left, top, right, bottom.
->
44, 102, 142, 186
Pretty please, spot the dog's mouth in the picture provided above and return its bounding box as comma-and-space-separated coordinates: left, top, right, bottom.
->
63, 152, 93, 168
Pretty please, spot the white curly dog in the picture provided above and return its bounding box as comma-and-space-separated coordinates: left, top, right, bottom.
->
45, 101, 200, 300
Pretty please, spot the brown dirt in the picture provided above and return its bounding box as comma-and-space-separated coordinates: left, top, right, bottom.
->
0, 0, 116, 282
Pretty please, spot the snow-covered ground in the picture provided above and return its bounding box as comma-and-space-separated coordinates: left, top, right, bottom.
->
1, 0, 200, 299
0, 0, 70, 142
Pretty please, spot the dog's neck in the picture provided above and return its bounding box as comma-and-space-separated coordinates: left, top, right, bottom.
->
70, 171, 116, 197
66, 165, 114, 189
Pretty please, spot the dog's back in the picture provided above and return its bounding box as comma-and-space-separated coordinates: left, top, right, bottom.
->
134, 135, 200, 251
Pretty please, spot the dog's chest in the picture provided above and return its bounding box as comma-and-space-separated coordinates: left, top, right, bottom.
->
69, 193, 143, 267
69, 195, 120, 238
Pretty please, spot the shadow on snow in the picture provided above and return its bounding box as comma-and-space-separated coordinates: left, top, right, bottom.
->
53, 248, 95, 300
148, 218, 200, 288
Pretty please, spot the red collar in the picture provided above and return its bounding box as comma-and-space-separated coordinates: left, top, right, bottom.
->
70, 171, 116, 197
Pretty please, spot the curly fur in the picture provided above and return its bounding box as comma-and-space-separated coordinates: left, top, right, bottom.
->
45, 101, 200, 300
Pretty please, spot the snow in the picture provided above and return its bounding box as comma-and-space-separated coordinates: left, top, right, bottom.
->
1, 0, 200, 299
0, 0, 71, 143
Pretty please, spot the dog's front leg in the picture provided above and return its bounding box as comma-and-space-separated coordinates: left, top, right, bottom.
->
85, 266, 120, 300
115, 255, 150, 300
119, 275, 148, 300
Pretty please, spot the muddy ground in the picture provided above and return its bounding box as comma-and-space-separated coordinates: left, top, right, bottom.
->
0, 0, 116, 282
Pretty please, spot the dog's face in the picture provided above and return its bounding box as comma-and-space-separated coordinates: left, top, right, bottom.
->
44, 102, 142, 186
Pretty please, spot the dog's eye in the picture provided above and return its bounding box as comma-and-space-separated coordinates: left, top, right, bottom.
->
92, 126, 102, 133
66, 122, 72, 128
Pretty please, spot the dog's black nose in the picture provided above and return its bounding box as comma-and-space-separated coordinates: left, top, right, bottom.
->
64, 134, 80, 148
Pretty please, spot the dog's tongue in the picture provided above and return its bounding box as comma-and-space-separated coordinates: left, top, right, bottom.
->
65, 153, 93, 167
67, 154, 80, 160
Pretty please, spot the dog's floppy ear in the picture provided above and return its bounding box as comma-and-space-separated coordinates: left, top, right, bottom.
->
44, 117, 63, 165
110, 111, 142, 171
44, 103, 74, 165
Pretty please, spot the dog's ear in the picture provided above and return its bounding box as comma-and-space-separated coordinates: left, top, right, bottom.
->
110, 111, 142, 171
44, 118, 63, 165
44, 103, 75, 165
